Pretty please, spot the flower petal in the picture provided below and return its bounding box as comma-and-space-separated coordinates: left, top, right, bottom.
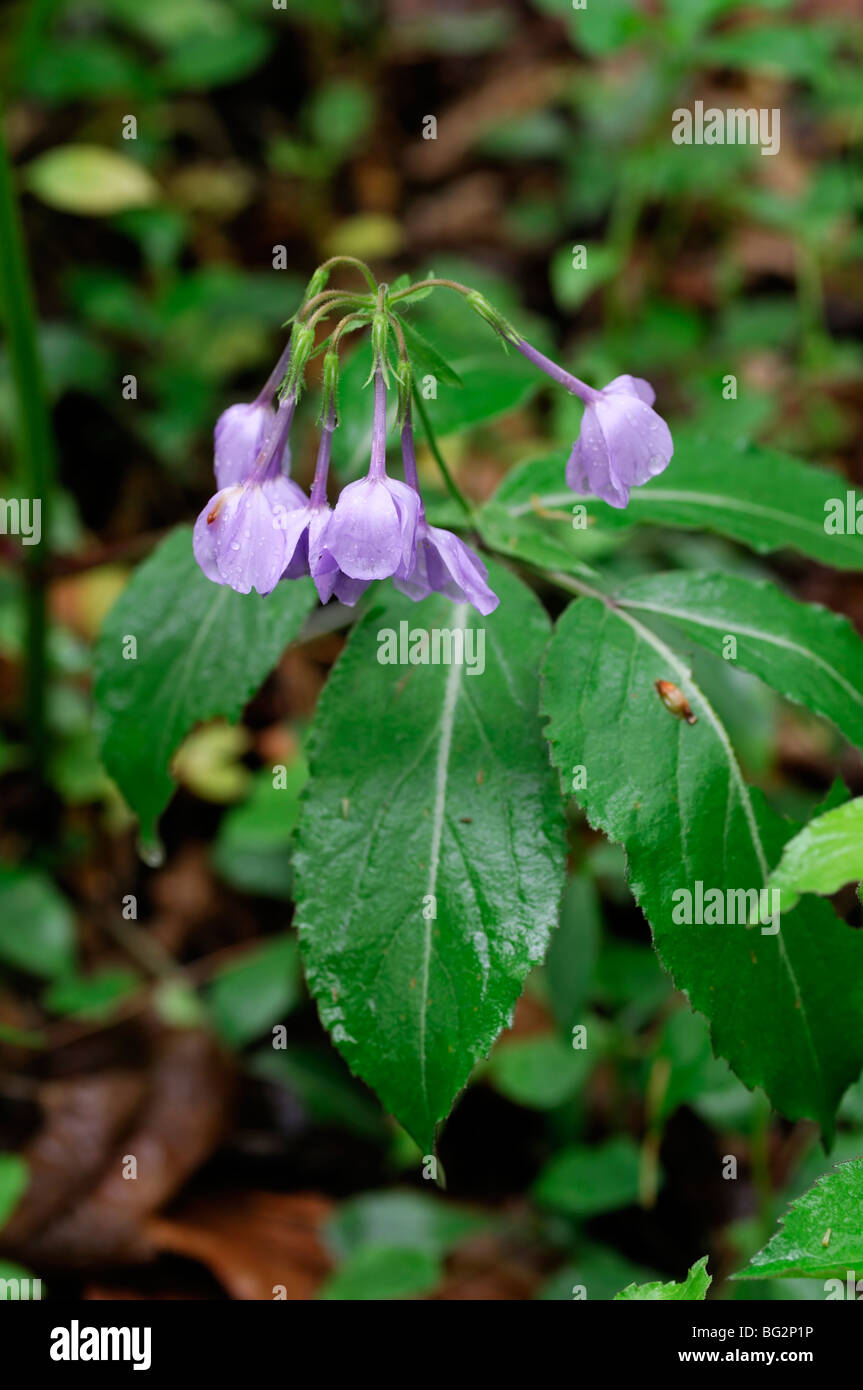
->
594, 393, 673, 490
214, 402, 273, 488
565, 404, 629, 507
193, 490, 231, 584
213, 483, 287, 595
394, 520, 499, 615
385, 476, 422, 570
333, 573, 370, 606
325, 477, 405, 579
602, 374, 656, 406
427, 526, 499, 615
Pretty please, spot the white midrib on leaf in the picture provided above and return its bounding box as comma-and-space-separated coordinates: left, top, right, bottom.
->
613, 600, 825, 1103
153, 587, 230, 799
551, 572, 826, 1106
508, 488, 838, 544
618, 597, 863, 712
419, 602, 470, 1123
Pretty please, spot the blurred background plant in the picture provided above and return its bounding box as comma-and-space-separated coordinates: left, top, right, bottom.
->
0, 0, 862, 1300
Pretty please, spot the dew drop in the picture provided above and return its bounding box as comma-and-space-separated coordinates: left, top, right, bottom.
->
137, 836, 165, 868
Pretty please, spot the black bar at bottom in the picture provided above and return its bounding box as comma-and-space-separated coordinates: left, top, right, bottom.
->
0, 1296, 855, 1376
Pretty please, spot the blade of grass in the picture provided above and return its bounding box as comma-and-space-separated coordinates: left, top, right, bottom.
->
0, 103, 56, 785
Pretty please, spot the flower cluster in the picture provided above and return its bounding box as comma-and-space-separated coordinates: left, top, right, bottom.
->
194, 355, 499, 614
192, 265, 674, 612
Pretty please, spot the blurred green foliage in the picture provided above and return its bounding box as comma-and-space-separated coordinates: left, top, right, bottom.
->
1, 0, 862, 1301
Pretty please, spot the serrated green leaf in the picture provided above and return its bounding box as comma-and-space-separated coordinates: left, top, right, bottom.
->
615, 1255, 711, 1301
737, 1159, 863, 1280
294, 565, 567, 1149
615, 571, 863, 750
541, 590, 863, 1136
488, 435, 863, 569
768, 797, 863, 913
94, 527, 316, 847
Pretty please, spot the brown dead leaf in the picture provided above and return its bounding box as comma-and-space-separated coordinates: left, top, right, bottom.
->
0, 1073, 147, 1247
3, 1028, 234, 1270
149, 1191, 333, 1301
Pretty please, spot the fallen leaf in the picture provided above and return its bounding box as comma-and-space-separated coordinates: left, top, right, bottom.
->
149, 1192, 333, 1300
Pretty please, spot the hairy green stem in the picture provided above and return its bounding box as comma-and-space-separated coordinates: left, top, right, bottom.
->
410, 384, 475, 522
304, 295, 367, 334
300, 290, 369, 322
389, 277, 472, 303
316, 255, 378, 293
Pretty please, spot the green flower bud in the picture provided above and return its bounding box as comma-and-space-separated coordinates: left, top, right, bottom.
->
394, 357, 412, 425
371, 311, 389, 369
320, 348, 340, 426
303, 266, 330, 304
281, 319, 316, 399
364, 306, 391, 386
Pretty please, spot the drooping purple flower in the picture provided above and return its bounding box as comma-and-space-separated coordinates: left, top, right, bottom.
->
320, 369, 420, 581
214, 400, 275, 489
194, 394, 306, 596
213, 338, 293, 488
275, 408, 369, 607
565, 375, 673, 509
393, 417, 499, 616
515, 341, 673, 509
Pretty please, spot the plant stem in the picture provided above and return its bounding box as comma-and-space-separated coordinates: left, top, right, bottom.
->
410, 384, 476, 522
304, 295, 367, 334
331, 310, 373, 349
0, 103, 55, 784
514, 338, 597, 402
316, 255, 378, 293
389, 277, 472, 302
